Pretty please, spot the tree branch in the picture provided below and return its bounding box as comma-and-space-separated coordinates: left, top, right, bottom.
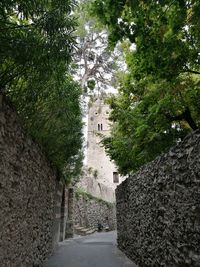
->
183, 68, 200, 75
165, 107, 198, 130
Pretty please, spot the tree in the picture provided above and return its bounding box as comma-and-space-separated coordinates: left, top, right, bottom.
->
89, 0, 200, 78
89, 0, 200, 174
103, 74, 200, 174
1, 0, 83, 182
73, 1, 123, 95
0, 0, 76, 90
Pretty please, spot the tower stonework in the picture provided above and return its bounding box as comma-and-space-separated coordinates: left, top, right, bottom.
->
86, 98, 124, 190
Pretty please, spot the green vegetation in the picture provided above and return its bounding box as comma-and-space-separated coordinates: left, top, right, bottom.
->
75, 188, 113, 207
0, 0, 83, 183
89, 0, 200, 174
2, 0, 200, 179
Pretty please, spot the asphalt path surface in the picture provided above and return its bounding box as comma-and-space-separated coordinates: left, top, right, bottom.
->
45, 231, 137, 267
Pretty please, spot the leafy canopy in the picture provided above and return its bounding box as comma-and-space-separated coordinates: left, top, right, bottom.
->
89, 0, 200, 174
1, 0, 83, 182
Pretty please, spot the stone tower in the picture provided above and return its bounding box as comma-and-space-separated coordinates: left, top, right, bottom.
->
86, 97, 124, 190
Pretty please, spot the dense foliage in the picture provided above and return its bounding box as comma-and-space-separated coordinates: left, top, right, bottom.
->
90, 0, 200, 174
0, 0, 83, 182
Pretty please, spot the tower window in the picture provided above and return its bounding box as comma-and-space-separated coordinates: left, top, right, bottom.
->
98, 123, 103, 131
113, 172, 119, 183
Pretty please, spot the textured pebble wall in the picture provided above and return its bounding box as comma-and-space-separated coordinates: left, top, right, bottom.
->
0, 94, 63, 267
74, 191, 116, 230
116, 131, 200, 267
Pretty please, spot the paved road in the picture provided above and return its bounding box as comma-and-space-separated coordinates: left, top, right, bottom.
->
45, 231, 137, 267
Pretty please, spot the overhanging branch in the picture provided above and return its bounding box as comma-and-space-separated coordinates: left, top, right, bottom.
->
165, 107, 198, 131
183, 68, 200, 75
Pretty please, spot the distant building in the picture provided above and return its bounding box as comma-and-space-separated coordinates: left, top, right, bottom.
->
86, 97, 124, 190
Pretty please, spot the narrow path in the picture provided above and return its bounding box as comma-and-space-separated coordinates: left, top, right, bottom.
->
45, 231, 137, 267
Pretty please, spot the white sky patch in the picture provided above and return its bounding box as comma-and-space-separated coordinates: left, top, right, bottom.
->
130, 43, 136, 51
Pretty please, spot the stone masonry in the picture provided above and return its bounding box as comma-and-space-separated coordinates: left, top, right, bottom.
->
73, 190, 116, 231
75, 173, 115, 203
116, 131, 200, 267
0, 94, 65, 267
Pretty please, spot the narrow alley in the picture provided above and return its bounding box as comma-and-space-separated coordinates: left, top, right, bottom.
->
45, 231, 137, 267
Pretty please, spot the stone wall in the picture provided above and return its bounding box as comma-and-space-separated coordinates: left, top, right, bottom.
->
116, 131, 200, 267
0, 94, 65, 267
65, 188, 74, 238
75, 173, 115, 203
74, 190, 116, 231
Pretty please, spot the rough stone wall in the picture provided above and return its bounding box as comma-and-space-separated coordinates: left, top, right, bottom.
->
75, 174, 115, 202
0, 94, 64, 267
116, 131, 200, 267
73, 190, 116, 230
65, 188, 74, 238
